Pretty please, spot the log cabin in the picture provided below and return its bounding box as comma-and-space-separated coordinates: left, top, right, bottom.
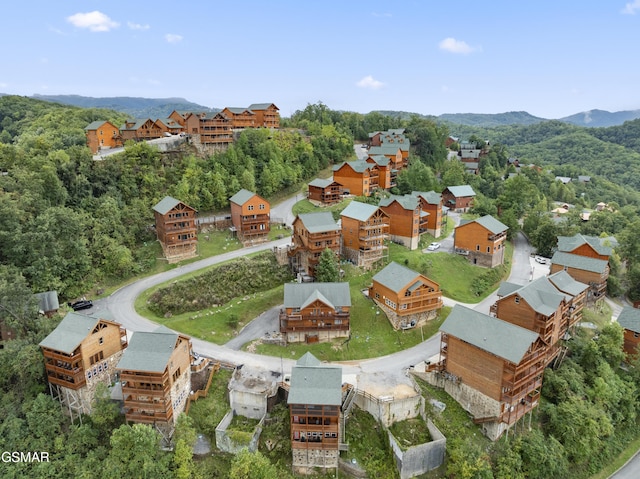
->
247, 103, 280, 129
117, 326, 193, 441
119, 118, 168, 143
365, 155, 393, 190
557, 233, 613, 261
289, 212, 341, 278
153, 196, 198, 262
491, 271, 587, 364
280, 283, 351, 343
412, 191, 444, 238
84, 120, 122, 154
616, 306, 640, 357
454, 215, 508, 268
378, 195, 422, 250
437, 304, 546, 440
221, 107, 256, 128
369, 261, 443, 329
332, 160, 374, 197
229, 189, 270, 241
549, 251, 609, 304
39, 313, 127, 421
307, 177, 343, 205
368, 144, 406, 171
441, 185, 476, 212
288, 352, 343, 472
340, 201, 389, 269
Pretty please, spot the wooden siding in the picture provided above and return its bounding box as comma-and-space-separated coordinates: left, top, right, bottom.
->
566, 243, 609, 261
379, 201, 420, 247
290, 404, 340, 450
230, 193, 270, 238
442, 190, 474, 211
308, 183, 342, 204
289, 218, 341, 276
154, 202, 197, 249
85, 121, 122, 154
280, 301, 350, 336
369, 276, 442, 317
454, 221, 506, 267
622, 329, 640, 357
333, 164, 371, 196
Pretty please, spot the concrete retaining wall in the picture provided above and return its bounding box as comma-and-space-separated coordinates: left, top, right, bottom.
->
388, 417, 446, 479
215, 410, 264, 453
354, 389, 424, 427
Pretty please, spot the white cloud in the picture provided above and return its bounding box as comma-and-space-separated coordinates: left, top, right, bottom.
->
67, 11, 119, 32
165, 33, 183, 44
128, 21, 150, 31
356, 75, 385, 90
621, 0, 640, 14
438, 37, 478, 54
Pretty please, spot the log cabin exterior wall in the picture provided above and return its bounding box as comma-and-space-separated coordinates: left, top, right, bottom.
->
85, 120, 122, 154
153, 197, 198, 262
229, 189, 270, 240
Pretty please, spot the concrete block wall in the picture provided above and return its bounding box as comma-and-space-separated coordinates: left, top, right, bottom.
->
388, 417, 446, 479
215, 410, 264, 453
292, 447, 339, 471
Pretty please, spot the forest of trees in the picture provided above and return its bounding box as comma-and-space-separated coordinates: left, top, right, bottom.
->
3, 96, 640, 477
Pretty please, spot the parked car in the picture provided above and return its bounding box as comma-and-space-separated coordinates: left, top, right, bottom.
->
534, 256, 549, 264
68, 299, 93, 311
427, 242, 441, 251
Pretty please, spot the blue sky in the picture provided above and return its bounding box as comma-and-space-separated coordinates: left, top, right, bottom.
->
1, 1, 639, 119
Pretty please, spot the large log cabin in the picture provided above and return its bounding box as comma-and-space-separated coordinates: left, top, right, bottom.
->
491, 271, 588, 364
280, 283, 350, 344
117, 326, 193, 441
369, 261, 443, 329
39, 313, 127, 421
365, 155, 394, 189
288, 212, 341, 278
247, 103, 280, 129
617, 306, 640, 357
119, 118, 168, 142
229, 189, 270, 242
550, 251, 609, 304
437, 305, 546, 440
442, 185, 476, 212
412, 190, 444, 238
288, 352, 343, 472
340, 201, 389, 269
332, 160, 374, 197
307, 177, 343, 205
153, 196, 198, 262
454, 215, 508, 268
378, 195, 422, 250
84, 120, 122, 154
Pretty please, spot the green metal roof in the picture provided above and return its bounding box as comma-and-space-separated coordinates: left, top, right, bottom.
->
557, 233, 613, 256
496, 281, 524, 297
474, 215, 508, 234
340, 201, 380, 222
617, 306, 640, 334
229, 189, 258, 206
333, 160, 371, 173
116, 326, 180, 373
39, 312, 102, 354
308, 177, 337, 188
502, 276, 566, 316
284, 283, 351, 309
288, 352, 342, 406
379, 195, 418, 211
367, 155, 390, 166
369, 145, 401, 156
372, 262, 424, 293
547, 270, 588, 296
84, 120, 116, 131
440, 305, 539, 364
248, 103, 278, 111
297, 212, 339, 233
551, 251, 609, 274
153, 196, 181, 215
412, 191, 442, 205
226, 107, 254, 114
444, 185, 476, 198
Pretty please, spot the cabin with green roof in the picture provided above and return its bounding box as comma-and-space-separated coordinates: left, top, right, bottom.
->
289, 212, 341, 278
550, 250, 609, 303
369, 261, 443, 329
617, 306, 640, 356
280, 283, 351, 343
412, 190, 445, 238
332, 160, 374, 196
436, 305, 546, 440
454, 214, 508, 267
229, 189, 270, 242
340, 201, 389, 268
84, 120, 122, 154
307, 177, 343, 205
442, 184, 476, 212
379, 195, 423, 250
492, 271, 588, 364
153, 196, 198, 262
288, 352, 343, 471
39, 312, 127, 421
117, 326, 193, 440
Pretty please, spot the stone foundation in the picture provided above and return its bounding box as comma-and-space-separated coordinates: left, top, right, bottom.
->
374, 301, 438, 330
170, 369, 192, 424
285, 329, 349, 344
292, 447, 339, 472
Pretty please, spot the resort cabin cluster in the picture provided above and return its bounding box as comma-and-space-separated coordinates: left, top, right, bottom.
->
84, 103, 279, 154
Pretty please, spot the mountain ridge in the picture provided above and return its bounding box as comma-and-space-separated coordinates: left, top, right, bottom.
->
2, 93, 638, 127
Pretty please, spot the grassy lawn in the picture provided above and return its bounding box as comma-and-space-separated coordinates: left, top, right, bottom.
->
291, 197, 353, 217
267, 223, 291, 241
581, 301, 613, 330
250, 264, 451, 361
388, 417, 432, 449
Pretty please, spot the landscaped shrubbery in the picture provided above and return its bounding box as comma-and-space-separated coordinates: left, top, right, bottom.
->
147, 253, 293, 316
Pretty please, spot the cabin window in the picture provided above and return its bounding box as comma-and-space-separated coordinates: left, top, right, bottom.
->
248, 205, 254, 211
515, 297, 520, 304
375, 293, 380, 299
259, 204, 265, 210
172, 368, 181, 382
400, 304, 408, 310
99, 337, 104, 345
634, 332, 639, 338
405, 290, 411, 297
476, 244, 480, 251
487, 246, 491, 253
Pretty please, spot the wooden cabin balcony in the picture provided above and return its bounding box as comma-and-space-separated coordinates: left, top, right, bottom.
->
124, 409, 173, 424
241, 214, 270, 225
42, 348, 82, 364
120, 370, 169, 384
46, 368, 86, 388
123, 397, 171, 410
487, 231, 507, 241
397, 296, 443, 314
280, 319, 350, 333
122, 384, 169, 397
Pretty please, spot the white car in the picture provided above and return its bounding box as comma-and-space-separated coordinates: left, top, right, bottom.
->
427, 242, 441, 251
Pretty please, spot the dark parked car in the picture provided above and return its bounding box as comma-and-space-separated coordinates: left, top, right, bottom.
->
68, 299, 93, 311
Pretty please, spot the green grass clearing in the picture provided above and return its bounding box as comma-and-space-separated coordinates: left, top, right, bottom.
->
388, 417, 432, 450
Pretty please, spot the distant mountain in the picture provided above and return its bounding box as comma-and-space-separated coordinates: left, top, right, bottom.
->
558, 109, 640, 127
30, 94, 218, 119
437, 111, 546, 127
